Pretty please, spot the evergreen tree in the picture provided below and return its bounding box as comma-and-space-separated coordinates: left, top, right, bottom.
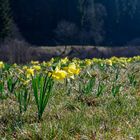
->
0, 0, 12, 39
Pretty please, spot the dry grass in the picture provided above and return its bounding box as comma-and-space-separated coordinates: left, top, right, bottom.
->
0, 62, 140, 140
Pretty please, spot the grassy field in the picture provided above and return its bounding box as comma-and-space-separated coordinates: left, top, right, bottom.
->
0, 57, 140, 140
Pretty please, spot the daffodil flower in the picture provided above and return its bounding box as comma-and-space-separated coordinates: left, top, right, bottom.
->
0, 61, 4, 69
32, 65, 41, 71
52, 69, 67, 81
26, 68, 34, 78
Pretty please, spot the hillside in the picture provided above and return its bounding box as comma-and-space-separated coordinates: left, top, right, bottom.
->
30, 46, 140, 61
9, 0, 140, 46
1, 39, 140, 63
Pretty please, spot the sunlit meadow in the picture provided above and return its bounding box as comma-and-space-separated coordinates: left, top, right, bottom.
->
0, 56, 140, 139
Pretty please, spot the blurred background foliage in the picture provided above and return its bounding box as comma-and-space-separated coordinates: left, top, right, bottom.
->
1, 0, 140, 46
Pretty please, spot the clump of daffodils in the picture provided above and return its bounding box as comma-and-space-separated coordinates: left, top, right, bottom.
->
1, 56, 140, 84
31, 61, 39, 65
50, 60, 80, 81
85, 59, 92, 66
63, 63, 80, 78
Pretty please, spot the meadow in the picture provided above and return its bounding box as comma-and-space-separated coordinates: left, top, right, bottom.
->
0, 56, 140, 140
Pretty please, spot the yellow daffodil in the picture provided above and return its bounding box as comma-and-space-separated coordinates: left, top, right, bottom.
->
85, 59, 92, 66
61, 57, 69, 64
46, 62, 52, 67
32, 65, 41, 71
23, 66, 28, 70
13, 63, 17, 67
26, 68, 34, 78
63, 63, 80, 77
50, 58, 54, 62
46, 58, 54, 66
52, 69, 67, 81
127, 58, 132, 63
42, 61, 47, 66
0, 61, 4, 69
31, 61, 39, 65
106, 60, 112, 66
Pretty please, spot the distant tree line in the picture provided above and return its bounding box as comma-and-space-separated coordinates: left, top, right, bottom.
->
1, 0, 140, 46
0, 0, 12, 40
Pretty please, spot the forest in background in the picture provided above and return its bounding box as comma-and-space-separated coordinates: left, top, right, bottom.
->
1, 0, 140, 46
